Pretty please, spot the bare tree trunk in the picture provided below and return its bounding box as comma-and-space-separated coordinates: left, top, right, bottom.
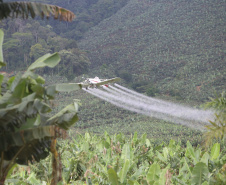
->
50, 139, 62, 185
24, 53, 28, 67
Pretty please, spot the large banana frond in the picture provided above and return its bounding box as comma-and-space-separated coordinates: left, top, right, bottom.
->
47, 103, 79, 130
0, 1, 75, 21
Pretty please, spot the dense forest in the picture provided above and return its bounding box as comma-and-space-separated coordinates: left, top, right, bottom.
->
0, 0, 130, 78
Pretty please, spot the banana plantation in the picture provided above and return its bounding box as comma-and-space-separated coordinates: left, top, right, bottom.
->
5, 132, 226, 184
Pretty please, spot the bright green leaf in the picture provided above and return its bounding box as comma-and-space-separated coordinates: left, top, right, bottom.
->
47, 103, 78, 130
108, 168, 119, 185
191, 162, 209, 185
211, 143, 220, 160
27, 52, 61, 71
202, 181, 209, 185
121, 143, 130, 160
147, 163, 161, 182
119, 159, 130, 183
158, 168, 167, 185
200, 152, 209, 166
146, 139, 151, 147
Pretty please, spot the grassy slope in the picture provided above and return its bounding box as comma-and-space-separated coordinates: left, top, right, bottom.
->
79, 0, 226, 102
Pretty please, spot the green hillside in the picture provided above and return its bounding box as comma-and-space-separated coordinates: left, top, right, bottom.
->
23, 0, 130, 40
79, 0, 226, 102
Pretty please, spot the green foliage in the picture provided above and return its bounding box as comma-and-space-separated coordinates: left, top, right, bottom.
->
191, 162, 209, 185
205, 92, 226, 115
29, 43, 48, 60
108, 168, 119, 185
47, 0, 130, 40
131, 81, 149, 93
0, 29, 81, 183
211, 143, 220, 160
58, 49, 90, 80
1, 19, 90, 76
9, 132, 226, 184
204, 92, 226, 147
146, 86, 159, 97
116, 70, 133, 82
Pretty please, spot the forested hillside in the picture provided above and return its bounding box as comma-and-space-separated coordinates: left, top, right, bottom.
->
2, 0, 225, 102
0, 16, 90, 79
1, 0, 129, 77
5, 0, 130, 40
46, 0, 130, 40
79, 0, 226, 102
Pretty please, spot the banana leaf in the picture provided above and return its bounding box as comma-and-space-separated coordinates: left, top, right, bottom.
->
27, 53, 60, 71
0, 2, 75, 21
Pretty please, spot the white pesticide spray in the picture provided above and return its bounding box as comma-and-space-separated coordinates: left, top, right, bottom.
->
113, 84, 214, 123
83, 88, 146, 113
83, 85, 214, 130
114, 83, 171, 105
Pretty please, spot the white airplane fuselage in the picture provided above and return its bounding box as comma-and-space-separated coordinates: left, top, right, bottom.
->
87, 77, 109, 88
82, 76, 120, 89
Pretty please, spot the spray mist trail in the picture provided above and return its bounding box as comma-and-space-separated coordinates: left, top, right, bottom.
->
114, 84, 214, 123
84, 88, 166, 116
114, 83, 170, 106
82, 88, 146, 113
83, 87, 211, 130
104, 87, 209, 130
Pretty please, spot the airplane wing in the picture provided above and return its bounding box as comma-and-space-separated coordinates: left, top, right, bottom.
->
96, 77, 121, 86
80, 82, 89, 88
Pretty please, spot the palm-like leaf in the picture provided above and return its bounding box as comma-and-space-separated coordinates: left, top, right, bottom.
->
0, 1, 75, 21
0, 29, 81, 183
204, 92, 226, 147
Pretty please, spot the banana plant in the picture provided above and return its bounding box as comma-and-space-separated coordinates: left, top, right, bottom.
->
0, 29, 82, 184
204, 92, 226, 147
18, 131, 226, 185
0, 0, 75, 21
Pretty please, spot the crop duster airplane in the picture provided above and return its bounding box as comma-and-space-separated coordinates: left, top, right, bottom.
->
81, 77, 120, 89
